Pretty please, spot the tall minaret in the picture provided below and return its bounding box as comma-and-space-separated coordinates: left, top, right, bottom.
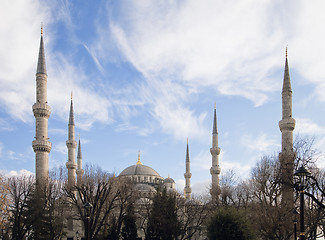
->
32, 26, 52, 185
279, 48, 296, 205
210, 104, 221, 199
76, 136, 84, 186
66, 94, 77, 187
184, 138, 192, 200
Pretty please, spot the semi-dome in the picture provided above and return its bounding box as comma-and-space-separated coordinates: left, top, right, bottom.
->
163, 177, 175, 184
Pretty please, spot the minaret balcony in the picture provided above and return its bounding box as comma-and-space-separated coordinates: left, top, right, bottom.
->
32, 139, 52, 152
279, 118, 296, 131
66, 161, 77, 169
184, 173, 192, 178
210, 147, 220, 155
76, 168, 84, 175
210, 166, 221, 175
66, 140, 77, 148
32, 103, 51, 118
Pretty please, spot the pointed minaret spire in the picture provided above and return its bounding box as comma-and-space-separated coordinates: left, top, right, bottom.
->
279, 48, 296, 206
136, 151, 142, 165
282, 48, 292, 118
32, 26, 52, 186
76, 135, 84, 186
37, 25, 47, 75
77, 134, 82, 159
69, 92, 75, 125
66, 94, 77, 187
210, 104, 221, 201
184, 138, 192, 200
213, 103, 218, 134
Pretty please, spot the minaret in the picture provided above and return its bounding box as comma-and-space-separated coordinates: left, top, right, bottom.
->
279, 48, 296, 205
66, 94, 77, 187
32, 26, 52, 185
210, 104, 221, 199
184, 138, 192, 200
76, 135, 84, 186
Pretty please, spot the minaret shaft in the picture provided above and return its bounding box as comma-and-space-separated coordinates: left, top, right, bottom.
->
76, 138, 84, 186
279, 50, 295, 206
210, 106, 221, 198
66, 99, 77, 187
32, 29, 51, 185
184, 141, 192, 200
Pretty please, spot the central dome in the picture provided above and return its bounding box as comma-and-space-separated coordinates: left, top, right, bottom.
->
119, 164, 161, 177
119, 151, 162, 178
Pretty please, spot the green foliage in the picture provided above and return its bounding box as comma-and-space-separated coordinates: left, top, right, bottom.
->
121, 205, 138, 240
146, 188, 181, 240
207, 207, 255, 240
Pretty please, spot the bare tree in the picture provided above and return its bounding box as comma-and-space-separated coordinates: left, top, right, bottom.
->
0, 174, 10, 239
106, 177, 137, 239
64, 165, 121, 239
249, 155, 292, 240
8, 175, 35, 240
178, 195, 209, 240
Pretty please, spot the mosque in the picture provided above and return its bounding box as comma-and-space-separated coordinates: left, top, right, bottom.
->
32, 26, 294, 239
33, 27, 221, 197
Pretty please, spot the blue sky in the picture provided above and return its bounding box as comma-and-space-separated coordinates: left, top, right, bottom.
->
1, 0, 325, 194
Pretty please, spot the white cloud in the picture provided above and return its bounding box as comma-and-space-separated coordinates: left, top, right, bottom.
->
0, 0, 113, 130
93, 0, 292, 140
241, 133, 279, 153
191, 150, 211, 170
109, 0, 284, 102
192, 180, 211, 196
92, 0, 325, 141
115, 123, 152, 136
0, 169, 34, 178
175, 178, 185, 193
52, 141, 68, 155
49, 128, 66, 136
176, 178, 211, 196
295, 118, 325, 135
0, 0, 50, 122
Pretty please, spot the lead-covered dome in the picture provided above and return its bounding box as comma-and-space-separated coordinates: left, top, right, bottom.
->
120, 164, 161, 177
119, 151, 162, 179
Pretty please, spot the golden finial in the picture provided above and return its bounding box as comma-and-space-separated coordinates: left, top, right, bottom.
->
71, 91, 73, 100
187, 137, 188, 144
214, 102, 216, 110
79, 133, 80, 140
168, 173, 170, 178
136, 150, 142, 165
285, 46, 288, 58
41, 23, 43, 36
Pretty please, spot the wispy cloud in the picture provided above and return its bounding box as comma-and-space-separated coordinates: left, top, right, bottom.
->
52, 141, 68, 155
0, 118, 14, 131
108, 0, 283, 103
241, 133, 279, 153
88, 0, 325, 142
115, 123, 152, 136
0, 0, 113, 130
90, 0, 290, 140
295, 118, 325, 135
